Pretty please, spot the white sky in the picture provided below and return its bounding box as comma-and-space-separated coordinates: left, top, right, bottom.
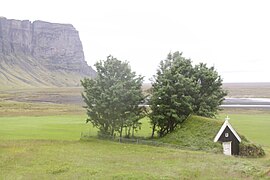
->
1, 0, 270, 82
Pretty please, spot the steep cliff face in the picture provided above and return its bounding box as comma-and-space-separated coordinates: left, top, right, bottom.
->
0, 17, 95, 87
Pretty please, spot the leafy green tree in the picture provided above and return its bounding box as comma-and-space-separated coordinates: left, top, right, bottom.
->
149, 52, 197, 137
193, 63, 227, 117
149, 52, 227, 137
81, 56, 144, 137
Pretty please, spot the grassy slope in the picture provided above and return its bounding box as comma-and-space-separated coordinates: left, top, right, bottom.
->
159, 114, 270, 150
159, 115, 224, 152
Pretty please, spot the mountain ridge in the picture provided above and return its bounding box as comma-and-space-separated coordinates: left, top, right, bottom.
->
0, 17, 95, 88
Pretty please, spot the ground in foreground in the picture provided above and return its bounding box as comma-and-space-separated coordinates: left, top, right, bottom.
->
0, 87, 270, 179
1, 138, 269, 179
0, 114, 270, 179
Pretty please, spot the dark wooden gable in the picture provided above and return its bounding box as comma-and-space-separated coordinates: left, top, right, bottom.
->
217, 126, 240, 143
217, 126, 240, 155
214, 117, 242, 156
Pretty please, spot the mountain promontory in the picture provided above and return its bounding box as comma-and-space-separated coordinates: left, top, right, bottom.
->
0, 17, 95, 87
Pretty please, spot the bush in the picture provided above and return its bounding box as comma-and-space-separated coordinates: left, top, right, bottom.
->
239, 142, 265, 158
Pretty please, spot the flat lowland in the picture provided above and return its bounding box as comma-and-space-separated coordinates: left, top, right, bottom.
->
0, 86, 270, 179
143, 82, 270, 98
223, 82, 270, 98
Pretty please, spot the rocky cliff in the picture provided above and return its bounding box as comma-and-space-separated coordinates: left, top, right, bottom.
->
0, 17, 95, 87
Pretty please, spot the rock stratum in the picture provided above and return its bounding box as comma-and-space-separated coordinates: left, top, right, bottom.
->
0, 17, 95, 87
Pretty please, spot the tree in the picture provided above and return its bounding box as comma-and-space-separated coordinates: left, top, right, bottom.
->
81, 56, 144, 137
149, 52, 197, 137
193, 63, 227, 117
149, 52, 227, 137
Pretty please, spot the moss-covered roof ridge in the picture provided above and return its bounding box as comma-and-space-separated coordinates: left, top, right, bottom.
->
160, 115, 250, 153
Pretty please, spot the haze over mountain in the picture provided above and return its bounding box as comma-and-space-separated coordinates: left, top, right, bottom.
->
0, 17, 95, 88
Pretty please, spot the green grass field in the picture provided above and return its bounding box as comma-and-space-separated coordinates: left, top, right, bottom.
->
0, 87, 270, 179
220, 114, 270, 148
0, 113, 270, 179
0, 115, 91, 140
1, 138, 269, 179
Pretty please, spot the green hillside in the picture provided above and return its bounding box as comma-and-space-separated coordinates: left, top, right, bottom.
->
160, 115, 236, 152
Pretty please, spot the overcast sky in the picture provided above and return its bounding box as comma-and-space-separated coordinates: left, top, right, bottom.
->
1, 0, 270, 82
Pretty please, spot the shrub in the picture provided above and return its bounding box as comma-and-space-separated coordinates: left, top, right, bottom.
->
239, 142, 265, 158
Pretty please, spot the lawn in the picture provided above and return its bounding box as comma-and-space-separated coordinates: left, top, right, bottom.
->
218, 114, 270, 148
1, 138, 269, 179
0, 87, 270, 179
1, 114, 269, 147
0, 115, 91, 140
0, 114, 270, 179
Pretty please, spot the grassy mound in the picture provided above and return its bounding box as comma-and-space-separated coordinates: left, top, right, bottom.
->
159, 115, 224, 152
240, 142, 265, 157
160, 115, 265, 157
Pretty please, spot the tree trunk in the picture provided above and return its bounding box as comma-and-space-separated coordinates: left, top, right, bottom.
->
151, 124, 156, 138
120, 121, 123, 138
125, 126, 128, 137
111, 128, 114, 137
127, 126, 131, 138
131, 125, 135, 138
159, 129, 164, 137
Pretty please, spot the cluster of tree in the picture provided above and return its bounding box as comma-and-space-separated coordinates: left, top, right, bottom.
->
149, 52, 227, 137
82, 52, 227, 138
81, 56, 145, 138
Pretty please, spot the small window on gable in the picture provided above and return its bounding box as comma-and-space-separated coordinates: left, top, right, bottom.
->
225, 133, 229, 137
